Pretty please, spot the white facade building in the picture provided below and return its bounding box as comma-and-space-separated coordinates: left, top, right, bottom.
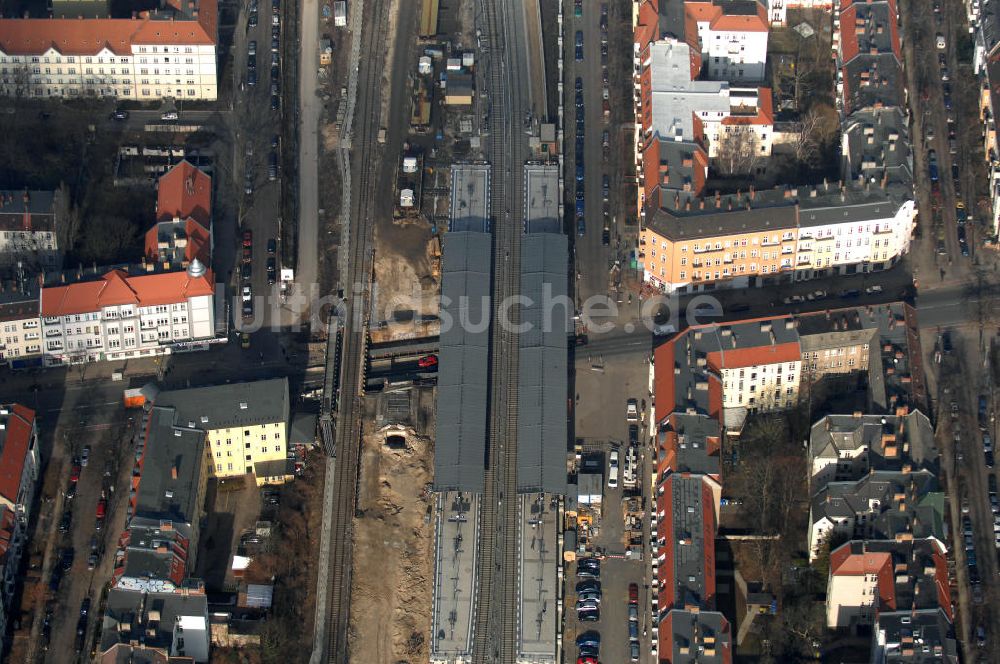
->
39, 261, 215, 366
0, 0, 217, 100
720, 358, 802, 411
796, 196, 915, 277
686, 0, 770, 83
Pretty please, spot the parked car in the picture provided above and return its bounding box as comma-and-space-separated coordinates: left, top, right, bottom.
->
243, 230, 253, 247
626, 398, 639, 422
110, 109, 129, 121
629, 582, 639, 605
70, 461, 81, 483
418, 354, 438, 369
61, 547, 74, 572
160, 110, 178, 121
59, 510, 73, 533
936, 33, 946, 49
96, 498, 107, 519
267, 238, 277, 254
81, 445, 90, 467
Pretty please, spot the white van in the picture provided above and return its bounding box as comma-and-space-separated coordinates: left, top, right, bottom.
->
608, 449, 619, 489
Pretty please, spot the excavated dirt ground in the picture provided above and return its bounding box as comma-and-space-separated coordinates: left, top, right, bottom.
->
348, 423, 435, 663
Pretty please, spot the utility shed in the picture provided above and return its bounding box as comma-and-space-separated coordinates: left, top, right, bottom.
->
516, 230, 568, 495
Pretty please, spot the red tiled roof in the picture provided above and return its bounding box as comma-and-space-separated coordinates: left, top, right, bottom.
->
685, 1, 769, 33
0, 0, 217, 56
41, 268, 214, 318
144, 218, 211, 266
830, 546, 896, 611
0, 404, 34, 507
706, 341, 801, 370
156, 161, 212, 227
721, 88, 774, 126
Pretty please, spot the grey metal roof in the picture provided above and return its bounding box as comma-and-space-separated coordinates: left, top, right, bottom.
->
523, 164, 560, 234
135, 405, 206, 527
153, 378, 290, 431
0, 190, 56, 232
841, 106, 912, 187
431, 492, 479, 658
517, 493, 558, 659
101, 589, 209, 658
808, 410, 937, 493
242, 584, 273, 608
450, 163, 491, 233
662, 609, 732, 663
874, 608, 958, 663
668, 475, 711, 608
434, 231, 492, 492
517, 233, 568, 495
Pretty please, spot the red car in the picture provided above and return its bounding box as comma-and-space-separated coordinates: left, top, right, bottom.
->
577, 657, 598, 664
69, 463, 81, 483
242, 230, 253, 247
417, 354, 438, 369
629, 582, 639, 605
96, 498, 107, 519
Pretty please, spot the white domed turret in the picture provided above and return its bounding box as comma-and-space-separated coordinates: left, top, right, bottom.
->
187, 257, 207, 278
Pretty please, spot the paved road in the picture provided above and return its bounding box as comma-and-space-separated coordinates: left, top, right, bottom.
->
296, 0, 321, 295
568, 0, 619, 304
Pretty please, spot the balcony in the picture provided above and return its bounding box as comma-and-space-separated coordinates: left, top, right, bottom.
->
44, 329, 62, 338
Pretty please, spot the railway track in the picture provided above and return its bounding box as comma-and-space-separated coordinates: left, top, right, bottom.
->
471, 0, 531, 660
322, 0, 390, 661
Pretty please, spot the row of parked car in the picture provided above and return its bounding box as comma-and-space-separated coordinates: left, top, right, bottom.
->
247, 0, 282, 111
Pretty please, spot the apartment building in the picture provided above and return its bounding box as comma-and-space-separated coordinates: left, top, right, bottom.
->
0, 281, 41, 368
652, 413, 731, 662
656, 473, 720, 610
653, 303, 926, 433
39, 260, 216, 366
638, 180, 913, 292
808, 409, 937, 494
833, 0, 903, 115
151, 379, 293, 485
659, 609, 733, 663
0, 189, 60, 269
826, 539, 950, 629
114, 401, 208, 593
0, 405, 39, 661
0, 0, 217, 100
146, 160, 212, 266
871, 609, 959, 662
100, 587, 210, 663
633, 0, 916, 292
807, 470, 945, 560
685, 0, 770, 82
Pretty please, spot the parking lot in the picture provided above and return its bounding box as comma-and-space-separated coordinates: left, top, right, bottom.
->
569, 293, 653, 663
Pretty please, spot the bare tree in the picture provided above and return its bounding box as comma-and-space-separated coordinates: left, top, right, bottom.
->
714, 128, 764, 175
55, 181, 81, 254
